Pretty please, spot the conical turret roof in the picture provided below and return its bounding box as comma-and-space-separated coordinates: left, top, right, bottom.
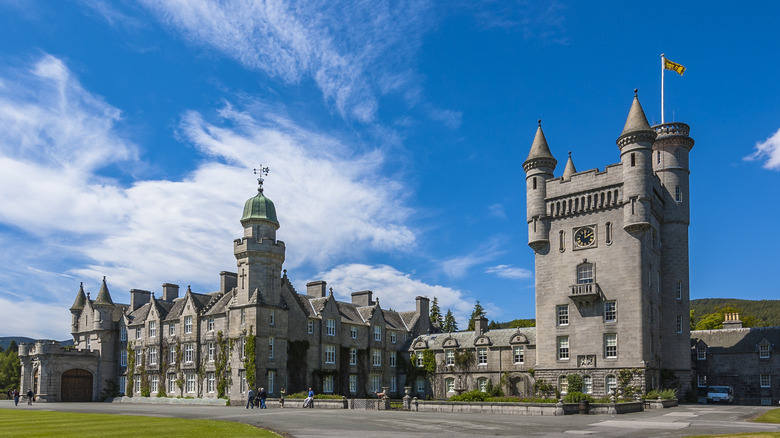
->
70, 282, 87, 311
562, 152, 577, 180
93, 276, 114, 306
620, 90, 654, 136
523, 120, 558, 172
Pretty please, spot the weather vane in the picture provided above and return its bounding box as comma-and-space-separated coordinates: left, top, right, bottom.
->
253, 165, 270, 193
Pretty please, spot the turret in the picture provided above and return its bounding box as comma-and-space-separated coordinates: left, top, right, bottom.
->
91, 277, 114, 330
523, 120, 557, 251
652, 122, 694, 224
616, 90, 657, 235
561, 151, 576, 181
70, 282, 87, 332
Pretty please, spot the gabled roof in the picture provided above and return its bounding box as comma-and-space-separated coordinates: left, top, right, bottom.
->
203, 292, 232, 316
382, 309, 408, 331
336, 301, 364, 325
309, 297, 329, 316
291, 293, 317, 318
691, 326, 780, 354
399, 311, 419, 330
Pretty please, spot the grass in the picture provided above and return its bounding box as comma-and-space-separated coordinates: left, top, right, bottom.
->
683, 409, 780, 437
754, 409, 780, 424
0, 409, 279, 437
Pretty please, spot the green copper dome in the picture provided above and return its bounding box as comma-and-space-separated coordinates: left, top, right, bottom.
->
241, 191, 279, 225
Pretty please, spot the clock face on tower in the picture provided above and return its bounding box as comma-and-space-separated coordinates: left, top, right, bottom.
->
574, 226, 596, 248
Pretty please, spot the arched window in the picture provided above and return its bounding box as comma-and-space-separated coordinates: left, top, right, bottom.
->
445, 378, 455, 393
583, 375, 593, 394
605, 374, 617, 394
558, 375, 568, 394
577, 263, 594, 284
478, 377, 488, 393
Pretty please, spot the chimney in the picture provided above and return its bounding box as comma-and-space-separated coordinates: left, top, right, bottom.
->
723, 312, 743, 329
307, 281, 327, 298
474, 316, 488, 335
130, 289, 151, 311
351, 290, 374, 307
416, 296, 430, 317
161, 283, 180, 301
220, 271, 238, 294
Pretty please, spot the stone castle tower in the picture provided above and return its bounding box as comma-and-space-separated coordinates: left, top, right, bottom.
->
524, 90, 694, 395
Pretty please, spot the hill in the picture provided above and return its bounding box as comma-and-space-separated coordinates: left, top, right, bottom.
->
691, 298, 780, 328
0, 337, 73, 351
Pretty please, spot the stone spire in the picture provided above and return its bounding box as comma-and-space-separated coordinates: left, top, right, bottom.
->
93, 276, 114, 306
617, 89, 656, 148
524, 120, 558, 169
70, 282, 87, 311
562, 151, 577, 180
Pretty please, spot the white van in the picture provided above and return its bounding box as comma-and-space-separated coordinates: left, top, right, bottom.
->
706, 386, 734, 404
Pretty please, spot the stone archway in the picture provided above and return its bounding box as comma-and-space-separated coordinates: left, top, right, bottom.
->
61, 368, 93, 402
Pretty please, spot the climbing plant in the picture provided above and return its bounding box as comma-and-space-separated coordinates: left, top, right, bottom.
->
175, 341, 184, 395
244, 326, 256, 390
215, 331, 231, 398
126, 341, 135, 398
139, 351, 150, 397
157, 342, 167, 397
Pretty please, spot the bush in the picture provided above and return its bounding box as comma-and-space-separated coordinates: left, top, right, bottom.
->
563, 391, 593, 403
450, 390, 490, 402
286, 391, 342, 399
643, 388, 677, 400
449, 392, 557, 404
566, 375, 583, 393
533, 380, 556, 398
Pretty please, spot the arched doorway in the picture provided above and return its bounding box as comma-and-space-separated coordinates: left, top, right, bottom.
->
61, 369, 93, 402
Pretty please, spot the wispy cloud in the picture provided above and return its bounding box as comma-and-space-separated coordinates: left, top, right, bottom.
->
467, 0, 568, 45
139, 0, 434, 122
745, 127, 780, 170
440, 238, 505, 278
488, 203, 506, 219
485, 264, 532, 280
428, 108, 463, 129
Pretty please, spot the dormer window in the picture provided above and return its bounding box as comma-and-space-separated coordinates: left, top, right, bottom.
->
697, 345, 706, 360
759, 344, 770, 359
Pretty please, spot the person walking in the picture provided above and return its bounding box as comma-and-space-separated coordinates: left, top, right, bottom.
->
246, 388, 255, 409
13, 389, 19, 406
258, 387, 267, 409
26, 389, 33, 405
279, 387, 285, 408
302, 387, 314, 408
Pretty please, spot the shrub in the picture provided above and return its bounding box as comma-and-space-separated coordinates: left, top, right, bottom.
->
533, 380, 556, 398
643, 388, 677, 400
450, 390, 490, 402
563, 391, 593, 403
567, 375, 583, 393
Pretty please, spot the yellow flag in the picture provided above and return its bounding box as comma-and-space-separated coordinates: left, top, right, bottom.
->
664, 58, 686, 76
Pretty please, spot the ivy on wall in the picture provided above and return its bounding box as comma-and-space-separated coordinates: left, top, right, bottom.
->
139, 351, 150, 397
215, 331, 231, 398
126, 341, 135, 398
286, 340, 309, 393
244, 326, 256, 390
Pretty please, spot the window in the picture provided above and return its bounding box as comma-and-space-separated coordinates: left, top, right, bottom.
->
676, 315, 683, 333
697, 345, 706, 360
577, 263, 593, 284
349, 347, 357, 365
184, 316, 193, 334
374, 326, 382, 341
583, 375, 592, 394
513, 346, 524, 364
134, 375, 141, 393
657, 150, 661, 164
416, 378, 425, 394
761, 373, 771, 387
169, 323, 176, 337
136, 327, 142, 339
559, 230, 565, 252
391, 331, 397, 343
372, 349, 382, 367
86, 337, 91, 351
240, 337, 246, 360
269, 310, 275, 326
326, 318, 336, 336
268, 337, 274, 359
349, 375, 357, 393
149, 321, 157, 338
120, 326, 127, 341
604, 334, 617, 358
416, 352, 424, 367
604, 301, 617, 322
605, 222, 612, 245
477, 347, 488, 365
149, 346, 158, 365
390, 376, 397, 393
207, 372, 215, 393
267, 370, 275, 393
676, 281, 682, 300
168, 374, 177, 393
606, 375, 617, 393
135, 349, 143, 365
308, 320, 314, 334
207, 317, 215, 332
533, 176, 537, 190
478, 378, 488, 393
675, 185, 682, 202
239, 370, 246, 393
445, 350, 455, 366
208, 342, 215, 362
630, 153, 635, 167
186, 373, 196, 393
697, 375, 707, 387
385, 351, 394, 367
323, 375, 334, 393
150, 375, 159, 393
120, 350, 127, 367
558, 375, 568, 394
325, 345, 336, 364
184, 344, 194, 363
240, 309, 245, 325
371, 375, 382, 393
119, 376, 126, 395
557, 305, 569, 326
557, 336, 570, 360
760, 344, 770, 359
446, 378, 455, 393
169, 345, 177, 364
350, 326, 357, 339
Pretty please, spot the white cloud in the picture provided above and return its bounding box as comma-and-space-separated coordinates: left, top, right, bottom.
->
0, 297, 71, 339
140, 0, 434, 122
485, 264, 533, 280
428, 108, 463, 129
745, 127, 780, 170
316, 263, 472, 321
440, 239, 505, 278
488, 203, 506, 219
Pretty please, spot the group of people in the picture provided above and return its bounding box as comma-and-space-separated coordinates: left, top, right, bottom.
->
245, 387, 315, 409
8, 389, 34, 406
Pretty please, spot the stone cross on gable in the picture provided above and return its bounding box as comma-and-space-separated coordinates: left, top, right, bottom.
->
253, 166, 270, 193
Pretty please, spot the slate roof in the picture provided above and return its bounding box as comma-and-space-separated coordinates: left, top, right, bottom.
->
399, 311, 419, 330
382, 309, 408, 331
336, 301, 364, 324
691, 326, 780, 354
413, 327, 537, 350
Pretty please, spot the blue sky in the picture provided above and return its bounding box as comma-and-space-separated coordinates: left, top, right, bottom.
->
1, 1, 779, 339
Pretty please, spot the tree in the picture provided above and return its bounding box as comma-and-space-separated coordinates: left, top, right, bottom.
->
443, 310, 458, 332
694, 306, 759, 330
467, 300, 486, 331
0, 349, 20, 393
429, 297, 443, 328
487, 320, 501, 329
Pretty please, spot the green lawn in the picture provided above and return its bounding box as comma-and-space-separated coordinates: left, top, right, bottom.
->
684, 409, 780, 437
0, 409, 279, 437
754, 409, 780, 424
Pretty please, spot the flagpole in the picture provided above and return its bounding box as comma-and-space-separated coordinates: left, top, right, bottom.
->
661, 53, 665, 124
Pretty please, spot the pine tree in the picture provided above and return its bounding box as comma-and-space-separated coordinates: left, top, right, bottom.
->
443, 309, 458, 332
467, 300, 487, 331
429, 297, 443, 328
